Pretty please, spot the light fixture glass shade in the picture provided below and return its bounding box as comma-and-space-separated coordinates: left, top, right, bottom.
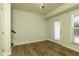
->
40, 3, 45, 9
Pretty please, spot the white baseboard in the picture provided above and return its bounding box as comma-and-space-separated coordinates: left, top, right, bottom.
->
14, 39, 49, 46
49, 39, 79, 53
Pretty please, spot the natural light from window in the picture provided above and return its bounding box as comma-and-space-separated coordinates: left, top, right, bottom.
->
73, 15, 79, 44
54, 21, 60, 40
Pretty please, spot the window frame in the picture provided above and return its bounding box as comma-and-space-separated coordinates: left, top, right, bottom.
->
53, 18, 61, 41
71, 14, 79, 44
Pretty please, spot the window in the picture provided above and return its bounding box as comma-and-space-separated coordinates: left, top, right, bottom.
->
54, 20, 60, 40
72, 14, 79, 44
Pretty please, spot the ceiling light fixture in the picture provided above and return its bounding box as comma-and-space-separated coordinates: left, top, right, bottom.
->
40, 3, 45, 9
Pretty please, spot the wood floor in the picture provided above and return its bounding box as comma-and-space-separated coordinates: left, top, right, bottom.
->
12, 40, 79, 56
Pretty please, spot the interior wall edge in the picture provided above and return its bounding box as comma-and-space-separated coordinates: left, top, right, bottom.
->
14, 39, 49, 46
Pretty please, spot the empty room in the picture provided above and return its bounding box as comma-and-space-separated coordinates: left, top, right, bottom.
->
0, 3, 79, 56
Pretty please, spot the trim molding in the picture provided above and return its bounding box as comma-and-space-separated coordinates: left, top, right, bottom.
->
14, 39, 49, 46
49, 39, 79, 53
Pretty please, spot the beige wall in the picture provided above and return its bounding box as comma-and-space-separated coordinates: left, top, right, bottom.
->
48, 8, 79, 52
12, 9, 48, 45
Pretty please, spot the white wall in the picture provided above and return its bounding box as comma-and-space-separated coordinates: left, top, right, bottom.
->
12, 9, 48, 45
48, 8, 79, 52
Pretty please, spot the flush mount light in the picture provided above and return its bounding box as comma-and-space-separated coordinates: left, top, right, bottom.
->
40, 3, 45, 9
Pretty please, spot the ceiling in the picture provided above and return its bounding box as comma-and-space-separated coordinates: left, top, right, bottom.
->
12, 3, 64, 15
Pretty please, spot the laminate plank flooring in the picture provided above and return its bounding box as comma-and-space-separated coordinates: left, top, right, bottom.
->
12, 40, 79, 56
